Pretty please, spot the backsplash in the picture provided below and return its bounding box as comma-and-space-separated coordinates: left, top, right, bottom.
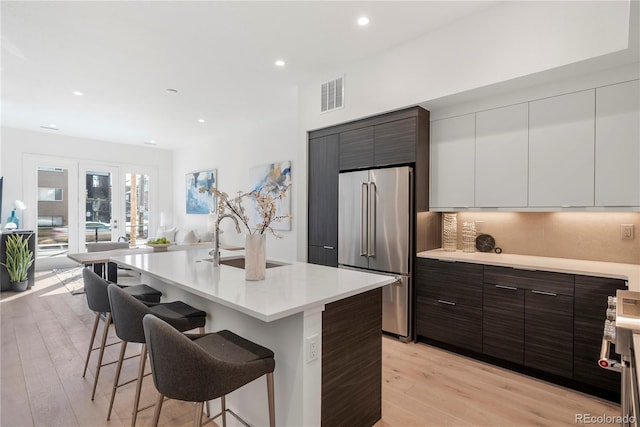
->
452, 212, 640, 265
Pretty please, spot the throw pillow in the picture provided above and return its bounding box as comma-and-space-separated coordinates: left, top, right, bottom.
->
178, 229, 199, 245
199, 231, 213, 242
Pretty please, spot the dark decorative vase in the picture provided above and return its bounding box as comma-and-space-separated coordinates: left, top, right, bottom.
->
10, 280, 28, 292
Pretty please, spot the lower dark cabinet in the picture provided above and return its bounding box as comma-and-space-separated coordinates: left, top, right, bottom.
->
483, 283, 525, 364
415, 258, 483, 352
416, 257, 624, 401
574, 275, 626, 395
524, 291, 574, 378
308, 245, 337, 267
416, 297, 482, 353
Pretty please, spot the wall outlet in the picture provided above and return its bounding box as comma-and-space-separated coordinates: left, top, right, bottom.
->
306, 334, 319, 363
621, 224, 635, 240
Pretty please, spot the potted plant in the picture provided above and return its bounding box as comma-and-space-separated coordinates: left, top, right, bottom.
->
1, 233, 34, 292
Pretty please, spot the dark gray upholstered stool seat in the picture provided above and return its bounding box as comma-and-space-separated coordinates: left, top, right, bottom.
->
107, 284, 207, 427
81, 268, 162, 401
143, 314, 276, 427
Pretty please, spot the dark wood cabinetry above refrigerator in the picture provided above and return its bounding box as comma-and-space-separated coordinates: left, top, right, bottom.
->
307, 106, 432, 267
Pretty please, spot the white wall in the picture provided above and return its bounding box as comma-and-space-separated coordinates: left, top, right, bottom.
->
0, 127, 174, 236
298, 1, 632, 132
171, 87, 299, 261
293, 0, 636, 261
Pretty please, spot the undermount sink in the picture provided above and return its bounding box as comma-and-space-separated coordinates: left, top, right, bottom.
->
203, 256, 286, 270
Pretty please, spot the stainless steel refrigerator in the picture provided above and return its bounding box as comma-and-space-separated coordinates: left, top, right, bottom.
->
338, 166, 412, 340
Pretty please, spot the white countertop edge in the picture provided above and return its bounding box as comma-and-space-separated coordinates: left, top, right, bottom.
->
111, 251, 396, 322
417, 249, 640, 290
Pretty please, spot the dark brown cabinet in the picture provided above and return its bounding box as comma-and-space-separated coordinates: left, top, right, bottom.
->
524, 290, 574, 377
374, 117, 417, 166
483, 265, 574, 378
308, 106, 431, 266
482, 282, 525, 364
339, 127, 373, 171
574, 275, 625, 396
339, 117, 417, 171
308, 134, 339, 267
418, 257, 624, 400
415, 258, 483, 352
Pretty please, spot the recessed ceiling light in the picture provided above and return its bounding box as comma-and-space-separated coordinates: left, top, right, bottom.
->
275, 60, 285, 67
72, 91, 84, 96
198, 118, 205, 123
144, 140, 157, 146
357, 16, 370, 26
166, 89, 178, 94
40, 124, 59, 130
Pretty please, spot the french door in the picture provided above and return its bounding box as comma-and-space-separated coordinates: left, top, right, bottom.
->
25, 155, 157, 270
80, 165, 122, 245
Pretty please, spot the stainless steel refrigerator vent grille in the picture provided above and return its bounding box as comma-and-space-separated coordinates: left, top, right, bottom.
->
320, 76, 344, 113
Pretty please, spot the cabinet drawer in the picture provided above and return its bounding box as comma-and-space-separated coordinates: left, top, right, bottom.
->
416, 259, 483, 306
484, 265, 574, 296
416, 298, 482, 353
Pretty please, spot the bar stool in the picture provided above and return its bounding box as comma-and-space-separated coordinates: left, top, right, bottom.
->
81, 268, 162, 400
107, 284, 207, 426
142, 313, 276, 427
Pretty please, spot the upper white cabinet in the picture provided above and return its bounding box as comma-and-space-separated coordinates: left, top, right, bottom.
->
475, 103, 529, 208
430, 114, 475, 209
595, 80, 640, 207
528, 90, 595, 207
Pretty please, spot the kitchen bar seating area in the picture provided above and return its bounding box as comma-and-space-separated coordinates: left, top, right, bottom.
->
0, 270, 622, 426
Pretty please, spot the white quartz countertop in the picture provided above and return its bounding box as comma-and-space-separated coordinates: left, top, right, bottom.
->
417, 249, 640, 291
111, 249, 395, 322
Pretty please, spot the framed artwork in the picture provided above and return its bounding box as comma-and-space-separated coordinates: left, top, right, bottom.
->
186, 169, 217, 214
249, 161, 291, 230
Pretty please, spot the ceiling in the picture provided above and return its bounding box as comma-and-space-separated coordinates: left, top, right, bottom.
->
1, 1, 501, 150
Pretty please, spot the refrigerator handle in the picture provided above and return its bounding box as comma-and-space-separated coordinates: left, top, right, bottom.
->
368, 181, 376, 258
360, 182, 368, 257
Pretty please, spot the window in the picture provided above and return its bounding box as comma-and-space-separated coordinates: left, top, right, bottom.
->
38, 187, 63, 201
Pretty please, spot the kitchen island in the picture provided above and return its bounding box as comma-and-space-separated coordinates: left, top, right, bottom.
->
111, 248, 395, 427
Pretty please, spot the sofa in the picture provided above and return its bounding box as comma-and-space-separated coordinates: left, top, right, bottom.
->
154, 226, 215, 250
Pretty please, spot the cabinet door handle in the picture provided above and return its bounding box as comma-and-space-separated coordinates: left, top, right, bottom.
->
531, 290, 557, 297
323, 246, 334, 250
437, 299, 456, 306
495, 285, 517, 291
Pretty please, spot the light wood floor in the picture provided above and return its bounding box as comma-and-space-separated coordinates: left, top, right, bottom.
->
1, 270, 620, 426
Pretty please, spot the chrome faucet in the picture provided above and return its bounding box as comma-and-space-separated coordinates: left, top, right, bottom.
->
210, 213, 241, 267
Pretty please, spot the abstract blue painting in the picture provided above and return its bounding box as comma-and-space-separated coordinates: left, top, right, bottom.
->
186, 169, 217, 214
249, 161, 291, 230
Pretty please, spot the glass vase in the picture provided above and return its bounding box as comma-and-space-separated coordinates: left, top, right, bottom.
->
462, 222, 476, 253
7, 210, 19, 229
442, 213, 457, 252
245, 234, 266, 281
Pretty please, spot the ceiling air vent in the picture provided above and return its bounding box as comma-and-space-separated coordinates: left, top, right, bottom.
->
320, 76, 344, 113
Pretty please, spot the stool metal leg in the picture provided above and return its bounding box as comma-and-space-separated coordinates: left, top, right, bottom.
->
194, 401, 204, 427
91, 312, 112, 400
267, 372, 276, 427
221, 395, 227, 427
131, 343, 147, 427
151, 393, 164, 427
82, 312, 101, 378
107, 341, 128, 421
